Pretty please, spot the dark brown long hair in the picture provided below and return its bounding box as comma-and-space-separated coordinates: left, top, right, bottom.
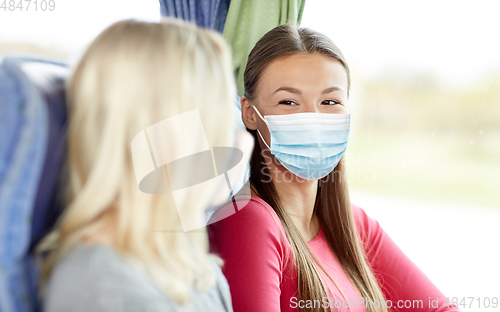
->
245, 24, 387, 312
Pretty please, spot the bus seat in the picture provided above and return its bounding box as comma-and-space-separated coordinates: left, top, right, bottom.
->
0, 56, 68, 312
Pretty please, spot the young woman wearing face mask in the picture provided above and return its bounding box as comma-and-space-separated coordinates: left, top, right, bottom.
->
208, 24, 460, 312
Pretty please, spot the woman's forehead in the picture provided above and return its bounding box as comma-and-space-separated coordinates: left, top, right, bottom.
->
257, 53, 349, 97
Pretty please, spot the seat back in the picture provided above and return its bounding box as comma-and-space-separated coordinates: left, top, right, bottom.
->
0, 56, 68, 312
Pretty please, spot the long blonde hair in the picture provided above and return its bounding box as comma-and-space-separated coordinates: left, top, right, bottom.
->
245, 24, 388, 312
38, 18, 237, 305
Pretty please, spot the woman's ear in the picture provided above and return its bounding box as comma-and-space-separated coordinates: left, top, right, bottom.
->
241, 96, 258, 130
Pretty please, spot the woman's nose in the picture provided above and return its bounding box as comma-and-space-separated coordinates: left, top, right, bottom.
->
303, 102, 319, 113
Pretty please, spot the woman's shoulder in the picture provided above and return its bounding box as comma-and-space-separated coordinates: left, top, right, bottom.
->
43, 244, 174, 312
350, 202, 384, 249
44, 244, 233, 312
208, 195, 283, 230
207, 195, 288, 258
207, 196, 288, 301
44, 243, 131, 293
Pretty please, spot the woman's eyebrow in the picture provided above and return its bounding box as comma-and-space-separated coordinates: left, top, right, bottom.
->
273, 86, 301, 94
322, 86, 343, 94
273, 86, 344, 95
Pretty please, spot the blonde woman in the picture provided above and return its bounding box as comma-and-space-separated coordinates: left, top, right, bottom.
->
39, 18, 242, 312
208, 24, 460, 312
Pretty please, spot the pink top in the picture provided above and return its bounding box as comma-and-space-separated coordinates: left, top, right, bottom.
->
208, 196, 460, 312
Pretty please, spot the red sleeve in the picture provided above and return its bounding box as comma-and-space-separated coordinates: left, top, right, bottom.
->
208, 198, 285, 312
352, 204, 461, 312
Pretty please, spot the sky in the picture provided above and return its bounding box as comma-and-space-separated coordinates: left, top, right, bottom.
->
1, 0, 500, 86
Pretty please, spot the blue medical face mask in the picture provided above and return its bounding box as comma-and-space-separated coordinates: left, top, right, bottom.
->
253, 106, 350, 180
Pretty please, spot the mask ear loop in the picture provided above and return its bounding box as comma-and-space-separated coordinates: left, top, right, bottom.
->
252, 106, 271, 150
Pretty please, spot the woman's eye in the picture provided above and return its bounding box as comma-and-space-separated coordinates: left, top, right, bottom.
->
279, 100, 298, 106
321, 100, 341, 105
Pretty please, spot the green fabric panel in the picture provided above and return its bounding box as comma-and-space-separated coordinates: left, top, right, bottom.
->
222, 0, 306, 96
